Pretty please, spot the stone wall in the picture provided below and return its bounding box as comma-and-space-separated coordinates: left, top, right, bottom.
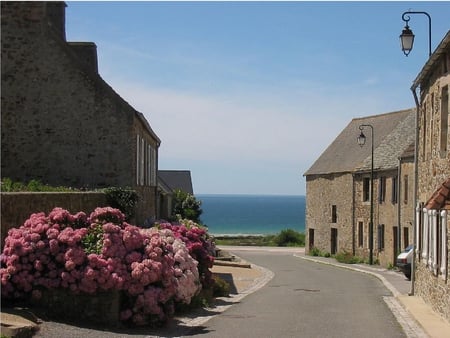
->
415, 262, 450, 322
1, 192, 107, 249
354, 168, 414, 267
417, 70, 450, 203
415, 42, 450, 323
32, 289, 121, 326
305, 173, 354, 255
307, 167, 414, 267
1, 2, 161, 222
1, 2, 134, 188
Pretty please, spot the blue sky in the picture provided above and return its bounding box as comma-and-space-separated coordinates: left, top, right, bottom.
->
65, 1, 450, 195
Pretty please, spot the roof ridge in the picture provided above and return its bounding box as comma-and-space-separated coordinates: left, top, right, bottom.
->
351, 108, 415, 122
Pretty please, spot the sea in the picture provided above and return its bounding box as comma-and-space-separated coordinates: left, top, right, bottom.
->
196, 194, 305, 236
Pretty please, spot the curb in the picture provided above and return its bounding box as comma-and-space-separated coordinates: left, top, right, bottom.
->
1, 310, 40, 338
213, 260, 252, 269
177, 261, 274, 328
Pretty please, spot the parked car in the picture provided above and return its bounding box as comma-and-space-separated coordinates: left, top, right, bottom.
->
397, 245, 414, 280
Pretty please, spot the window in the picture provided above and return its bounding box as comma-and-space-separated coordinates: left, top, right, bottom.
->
358, 222, 364, 247
440, 85, 449, 154
439, 210, 448, 280
377, 224, 385, 251
379, 176, 386, 203
417, 203, 423, 261
403, 227, 409, 249
430, 93, 435, 155
421, 209, 448, 277
391, 176, 398, 204
150, 146, 156, 186
331, 205, 337, 223
403, 175, 409, 204
136, 133, 157, 186
422, 102, 427, 160
140, 137, 145, 186
363, 177, 370, 202
136, 135, 141, 185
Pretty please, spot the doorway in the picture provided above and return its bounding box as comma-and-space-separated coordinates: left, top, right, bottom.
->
331, 228, 338, 255
309, 228, 315, 250
393, 226, 398, 264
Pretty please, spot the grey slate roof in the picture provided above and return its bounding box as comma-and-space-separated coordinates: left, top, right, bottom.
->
304, 108, 416, 176
158, 170, 194, 194
412, 30, 450, 91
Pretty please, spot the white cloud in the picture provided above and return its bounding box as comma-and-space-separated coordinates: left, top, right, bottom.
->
115, 83, 319, 161
107, 78, 413, 194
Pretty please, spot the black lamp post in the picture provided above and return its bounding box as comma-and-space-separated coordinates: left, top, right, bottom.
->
400, 11, 432, 57
357, 124, 374, 265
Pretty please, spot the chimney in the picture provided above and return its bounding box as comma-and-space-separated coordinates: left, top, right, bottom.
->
45, 2, 67, 41
68, 42, 99, 74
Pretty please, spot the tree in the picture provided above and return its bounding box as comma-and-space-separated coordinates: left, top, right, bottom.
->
172, 189, 203, 223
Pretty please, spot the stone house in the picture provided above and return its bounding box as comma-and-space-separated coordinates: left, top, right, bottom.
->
411, 30, 450, 322
304, 109, 415, 267
157, 170, 194, 220
1, 2, 161, 225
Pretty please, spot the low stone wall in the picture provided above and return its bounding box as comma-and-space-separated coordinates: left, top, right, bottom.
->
31, 289, 122, 326
1, 192, 108, 249
415, 262, 450, 322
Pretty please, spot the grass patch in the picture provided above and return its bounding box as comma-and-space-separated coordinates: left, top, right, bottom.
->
334, 251, 364, 264
214, 229, 304, 247
1, 177, 79, 192
214, 235, 278, 246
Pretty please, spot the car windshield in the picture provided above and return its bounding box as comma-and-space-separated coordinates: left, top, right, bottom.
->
404, 245, 414, 252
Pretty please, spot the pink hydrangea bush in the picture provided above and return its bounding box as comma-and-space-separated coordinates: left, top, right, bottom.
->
158, 219, 216, 289
1, 207, 203, 326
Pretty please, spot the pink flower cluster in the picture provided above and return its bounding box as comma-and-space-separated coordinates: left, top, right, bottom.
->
1, 207, 204, 326
158, 219, 216, 289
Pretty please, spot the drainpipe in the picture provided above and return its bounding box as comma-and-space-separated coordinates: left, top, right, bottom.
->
352, 173, 356, 256
409, 86, 420, 296
397, 157, 402, 257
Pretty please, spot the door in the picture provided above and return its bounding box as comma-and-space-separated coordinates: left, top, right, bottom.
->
331, 228, 338, 255
309, 228, 315, 250
393, 226, 399, 264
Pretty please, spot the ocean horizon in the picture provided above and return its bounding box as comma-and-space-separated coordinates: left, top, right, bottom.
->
196, 194, 305, 236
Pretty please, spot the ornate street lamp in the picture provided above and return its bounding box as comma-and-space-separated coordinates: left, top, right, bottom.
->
357, 124, 374, 265
400, 11, 431, 57
400, 10, 432, 295
400, 22, 415, 56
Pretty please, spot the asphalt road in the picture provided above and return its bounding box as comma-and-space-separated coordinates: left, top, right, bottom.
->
185, 249, 407, 338
33, 248, 408, 338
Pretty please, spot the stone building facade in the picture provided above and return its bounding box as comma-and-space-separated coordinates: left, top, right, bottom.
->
304, 109, 415, 267
305, 173, 354, 255
1, 2, 161, 224
157, 170, 194, 220
411, 31, 450, 322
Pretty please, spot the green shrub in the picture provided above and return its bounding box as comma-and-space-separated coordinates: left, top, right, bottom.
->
212, 275, 231, 297
309, 247, 322, 256
274, 229, 305, 247
334, 251, 363, 264
103, 187, 138, 221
